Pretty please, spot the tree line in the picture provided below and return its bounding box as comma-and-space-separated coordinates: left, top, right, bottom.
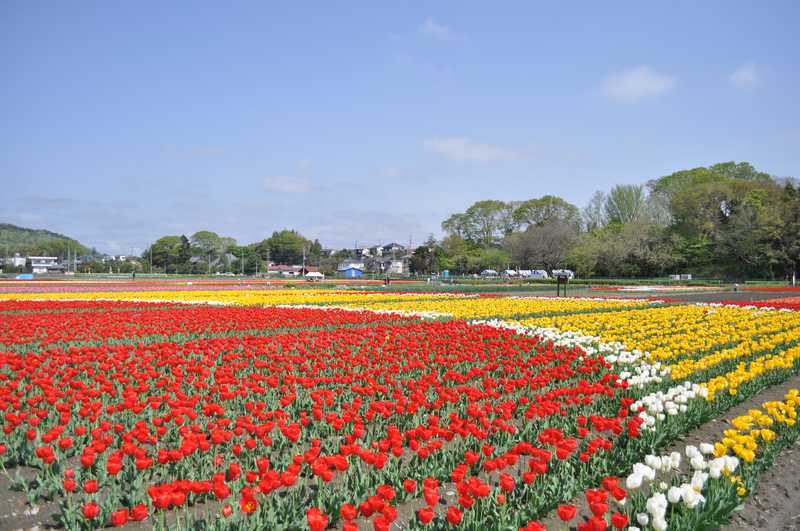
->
143, 230, 323, 274
416, 161, 799, 280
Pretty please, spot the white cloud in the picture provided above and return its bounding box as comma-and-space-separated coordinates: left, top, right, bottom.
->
420, 17, 452, 39
730, 62, 760, 89
423, 137, 517, 162
602, 66, 676, 104
263, 176, 312, 193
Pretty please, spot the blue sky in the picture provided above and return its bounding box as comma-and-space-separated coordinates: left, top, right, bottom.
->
2, 1, 798, 254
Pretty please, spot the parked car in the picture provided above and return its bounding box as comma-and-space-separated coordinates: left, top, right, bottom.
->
480, 269, 499, 277
530, 270, 550, 279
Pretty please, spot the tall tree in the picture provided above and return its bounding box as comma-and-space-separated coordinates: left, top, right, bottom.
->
442, 200, 515, 246
190, 231, 223, 256
504, 220, 577, 270
148, 236, 183, 273
581, 191, 607, 231
512, 195, 579, 229
604, 184, 647, 224
258, 230, 312, 264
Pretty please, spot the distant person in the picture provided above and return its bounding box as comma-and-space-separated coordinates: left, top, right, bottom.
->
132, 271, 136, 280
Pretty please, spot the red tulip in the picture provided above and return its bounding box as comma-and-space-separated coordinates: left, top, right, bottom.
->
340, 503, 358, 521
130, 504, 148, 521
417, 506, 434, 524
611, 512, 629, 529
590, 502, 608, 516
82, 502, 100, 520
306, 507, 329, 531
499, 473, 516, 492
447, 506, 462, 525
110, 509, 129, 527
557, 504, 577, 521
240, 496, 258, 513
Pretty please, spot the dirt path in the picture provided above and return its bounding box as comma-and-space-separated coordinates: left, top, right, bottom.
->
722, 441, 800, 530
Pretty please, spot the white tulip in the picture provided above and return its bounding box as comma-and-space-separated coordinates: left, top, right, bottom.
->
626, 473, 643, 489
725, 455, 740, 473
699, 443, 715, 455
690, 455, 707, 470
680, 484, 705, 509
646, 493, 668, 517
652, 516, 668, 531
691, 471, 709, 492
708, 459, 724, 479
645, 455, 661, 469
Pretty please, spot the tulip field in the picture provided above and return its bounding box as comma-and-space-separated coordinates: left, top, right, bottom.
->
1, 287, 799, 530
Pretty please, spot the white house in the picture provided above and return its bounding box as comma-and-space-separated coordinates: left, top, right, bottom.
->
28, 256, 63, 274
5, 253, 26, 268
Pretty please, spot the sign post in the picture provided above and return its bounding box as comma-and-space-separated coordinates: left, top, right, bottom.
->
556, 273, 569, 297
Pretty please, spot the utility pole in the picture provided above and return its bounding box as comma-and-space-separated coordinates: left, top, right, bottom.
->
149, 245, 153, 274
241, 248, 245, 276
302, 246, 306, 276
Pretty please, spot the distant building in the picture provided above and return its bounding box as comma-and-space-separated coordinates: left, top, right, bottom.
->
338, 266, 364, 278
267, 264, 319, 276
337, 259, 365, 278
370, 258, 409, 275
368, 242, 406, 259
4, 253, 26, 268
337, 259, 365, 271
27, 256, 64, 274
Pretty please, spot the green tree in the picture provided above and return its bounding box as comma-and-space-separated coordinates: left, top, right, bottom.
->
504, 220, 577, 270
442, 200, 515, 246
604, 184, 647, 225
512, 195, 579, 229
257, 230, 313, 265
147, 236, 183, 273
581, 191, 607, 232
779, 182, 800, 282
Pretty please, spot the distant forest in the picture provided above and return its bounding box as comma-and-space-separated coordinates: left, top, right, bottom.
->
427, 161, 799, 280
0, 223, 90, 258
